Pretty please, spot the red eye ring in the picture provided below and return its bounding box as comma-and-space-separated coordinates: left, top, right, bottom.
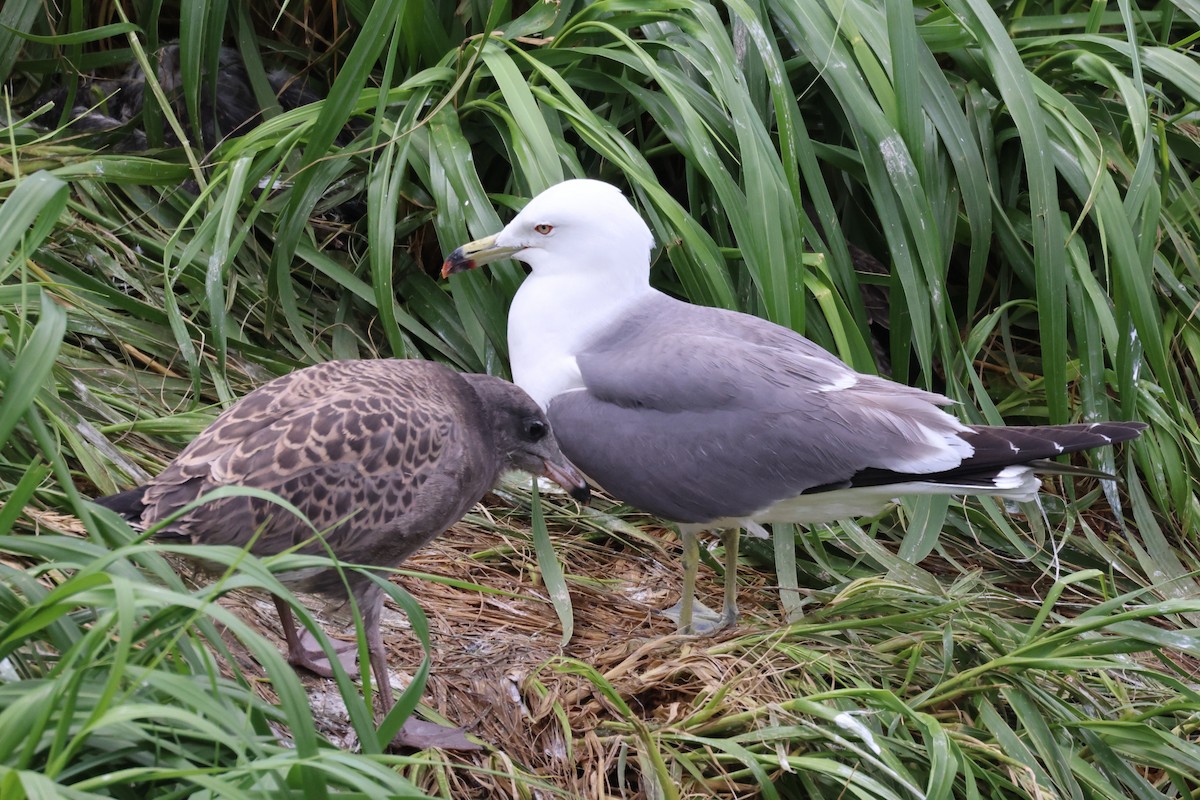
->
534, 223, 554, 235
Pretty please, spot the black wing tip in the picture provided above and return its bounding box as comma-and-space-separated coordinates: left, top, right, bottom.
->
966, 420, 1148, 447
1104, 420, 1149, 442
1063, 420, 1148, 448
835, 420, 1149, 493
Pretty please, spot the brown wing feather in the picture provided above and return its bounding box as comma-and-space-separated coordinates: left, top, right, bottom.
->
140, 360, 494, 569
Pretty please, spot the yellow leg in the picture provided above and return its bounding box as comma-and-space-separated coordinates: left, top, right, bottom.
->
678, 526, 699, 634
662, 526, 736, 635
720, 528, 740, 628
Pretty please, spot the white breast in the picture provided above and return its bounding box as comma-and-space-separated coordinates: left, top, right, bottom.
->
507, 273, 648, 409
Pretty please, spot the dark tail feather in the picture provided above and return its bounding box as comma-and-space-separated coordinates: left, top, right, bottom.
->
93, 487, 147, 520
1023, 459, 1126, 481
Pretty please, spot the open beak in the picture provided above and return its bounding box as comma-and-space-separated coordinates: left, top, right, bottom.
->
542, 457, 591, 504
441, 234, 524, 279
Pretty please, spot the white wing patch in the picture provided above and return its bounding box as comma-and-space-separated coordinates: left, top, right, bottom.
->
817, 371, 859, 392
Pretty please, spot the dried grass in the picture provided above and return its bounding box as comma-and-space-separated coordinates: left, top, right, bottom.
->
178, 499, 785, 798
20, 495, 1198, 799
27, 496, 782, 797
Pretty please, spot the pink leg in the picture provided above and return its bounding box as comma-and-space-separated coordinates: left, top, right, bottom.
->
273, 597, 359, 678
359, 591, 481, 751
273, 592, 481, 751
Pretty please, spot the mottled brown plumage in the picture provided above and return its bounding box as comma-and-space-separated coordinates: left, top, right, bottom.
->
96, 359, 588, 749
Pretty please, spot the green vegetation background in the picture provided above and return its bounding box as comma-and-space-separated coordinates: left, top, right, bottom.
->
2, 0, 1199, 797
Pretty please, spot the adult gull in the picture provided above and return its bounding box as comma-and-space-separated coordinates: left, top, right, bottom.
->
442, 179, 1146, 634
95, 359, 589, 748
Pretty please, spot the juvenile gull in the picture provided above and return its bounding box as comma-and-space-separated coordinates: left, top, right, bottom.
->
95, 359, 588, 748
442, 179, 1146, 634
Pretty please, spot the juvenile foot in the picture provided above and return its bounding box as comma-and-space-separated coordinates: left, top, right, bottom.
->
392, 718, 483, 751
286, 628, 360, 678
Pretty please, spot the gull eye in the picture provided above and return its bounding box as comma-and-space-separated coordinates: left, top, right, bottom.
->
523, 418, 548, 441
533, 223, 554, 235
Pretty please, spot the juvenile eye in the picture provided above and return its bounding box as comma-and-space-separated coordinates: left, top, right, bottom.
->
524, 418, 548, 440
533, 223, 554, 235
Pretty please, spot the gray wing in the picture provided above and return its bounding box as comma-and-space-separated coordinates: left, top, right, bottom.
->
142, 360, 489, 567
547, 296, 969, 523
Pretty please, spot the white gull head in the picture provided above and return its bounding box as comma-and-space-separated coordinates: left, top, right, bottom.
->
494, 179, 654, 281
473, 180, 659, 408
